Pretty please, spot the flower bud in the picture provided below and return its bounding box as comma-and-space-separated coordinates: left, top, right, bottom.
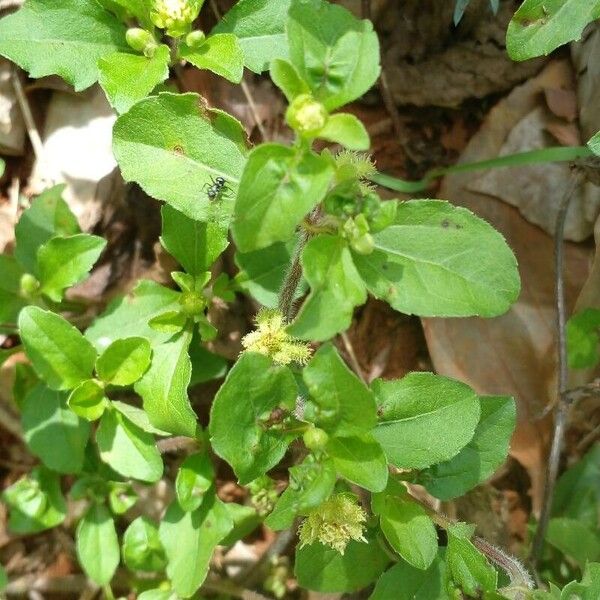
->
185, 30, 206, 48
125, 28, 157, 57
285, 94, 328, 137
179, 290, 206, 316
151, 0, 203, 38
20, 273, 40, 297
303, 426, 329, 451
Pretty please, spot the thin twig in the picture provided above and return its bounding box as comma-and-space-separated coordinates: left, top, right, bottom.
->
209, 0, 266, 141
360, 0, 404, 144
529, 170, 583, 570
340, 332, 365, 381
156, 435, 199, 454
11, 67, 44, 161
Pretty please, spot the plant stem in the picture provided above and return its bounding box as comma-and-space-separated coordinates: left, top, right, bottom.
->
102, 584, 115, 600
529, 170, 583, 570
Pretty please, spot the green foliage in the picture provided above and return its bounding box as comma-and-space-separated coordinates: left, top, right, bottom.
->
507, 0, 600, 61
567, 308, 600, 369
1, 0, 580, 596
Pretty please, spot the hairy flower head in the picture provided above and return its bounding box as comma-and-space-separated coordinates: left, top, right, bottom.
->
151, 0, 202, 37
241, 309, 311, 366
335, 150, 376, 180
298, 493, 367, 554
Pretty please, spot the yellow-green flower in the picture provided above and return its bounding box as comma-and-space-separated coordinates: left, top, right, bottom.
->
151, 0, 203, 37
298, 494, 367, 554
286, 94, 328, 136
241, 309, 311, 366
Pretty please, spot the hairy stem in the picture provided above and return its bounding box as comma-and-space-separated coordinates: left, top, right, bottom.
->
278, 229, 309, 322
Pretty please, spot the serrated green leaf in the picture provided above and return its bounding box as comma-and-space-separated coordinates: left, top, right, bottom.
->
0, 0, 128, 91
295, 533, 389, 592
175, 452, 215, 512
270, 58, 309, 102
161, 204, 229, 275
113, 93, 247, 221
420, 396, 515, 500
180, 34, 244, 83
235, 240, 301, 308
287, 0, 380, 111
365, 200, 520, 317
373, 488, 437, 570
546, 517, 600, 567
302, 343, 376, 435
288, 235, 366, 341
567, 308, 600, 369
134, 329, 198, 437
37, 234, 106, 302
212, 0, 291, 73
3, 467, 66, 534
370, 555, 446, 600
372, 372, 480, 469
122, 516, 167, 572
506, 0, 600, 61
19, 306, 97, 390
327, 432, 388, 493
232, 144, 333, 252
209, 352, 298, 484
446, 524, 497, 596
22, 384, 90, 473
68, 379, 108, 421
106, 0, 153, 29
160, 492, 233, 598
0, 255, 26, 330
96, 407, 163, 483
266, 458, 336, 530
99, 45, 170, 114
96, 336, 152, 386
15, 185, 79, 274
319, 113, 370, 151
76, 503, 120, 585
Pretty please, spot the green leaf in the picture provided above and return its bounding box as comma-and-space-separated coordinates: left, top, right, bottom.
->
107, 0, 153, 29
420, 396, 516, 500
0, 255, 26, 329
86, 280, 181, 351
96, 336, 152, 386
295, 534, 389, 592
373, 487, 437, 570
98, 45, 170, 114
553, 444, 600, 526
22, 384, 90, 474
320, 113, 370, 150
506, 0, 600, 62
15, 185, 79, 275
327, 432, 388, 493
372, 372, 480, 469
560, 563, 600, 600
3, 467, 66, 534
138, 591, 178, 600
209, 352, 298, 484
289, 235, 366, 341
370, 555, 447, 600
270, 58, 309, 103
180, 34, 244, 83
0, 0, 128, 91
96, 407, 163, 483
160, 492, 233, 598
113, 93, 247, 221
188, 335, 228, 385
546, 517, 600, 567
567, 308, 600, 369
161, 205, 229, 275
76, 503, 120, 585
589, 130, 600, 156
19, 307, 97, 390
265, 458, 337, 530
235, 240, 301, 308
111, 401, 170, 436
68, 379, 108, 421
122, 516, 167, 572
232, 144, 333, 252
37, 234, 106, 302
287, 0, 380, 111
134, 329, 198, 437
212, 0, 291, 73
221, 503, 261, 546
302, 343, 376, 435
175, 452, 215, 512
446, 524, 497, 596
363, 200, 520, 317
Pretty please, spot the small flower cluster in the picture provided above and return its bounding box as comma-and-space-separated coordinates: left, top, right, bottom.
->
298, 493, 367, 554
241, 309, 312, 366
151, 0, 203, 37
